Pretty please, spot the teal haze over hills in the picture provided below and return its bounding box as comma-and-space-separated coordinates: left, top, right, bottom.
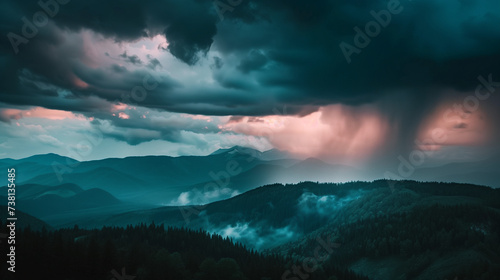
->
1, 146, 498, 205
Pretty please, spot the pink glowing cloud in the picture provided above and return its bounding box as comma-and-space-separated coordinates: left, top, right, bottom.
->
72, 76, 89, 89
417, 97, 492, 150
0, 107, 84, 121
182, 114, 213, 122
118, 112, 131, 119
112, 103, 130, 112
222, 105, 389, 161
110, 103, 137, 120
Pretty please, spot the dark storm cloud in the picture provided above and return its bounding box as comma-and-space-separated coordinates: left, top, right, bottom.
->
1, 0, 500, 119
212, 0, 500, 100
0, 0, 217, 64
212, 0, 500, 157
237, 49, 268, 73
210, 56, 223, 70
120, 52, 142, 65
454, 123, 468, 129
85, 105, 223, 146
146, 55, 162, 70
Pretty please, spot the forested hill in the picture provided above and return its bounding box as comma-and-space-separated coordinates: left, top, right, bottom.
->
249, 180, 500, 280
0, 222, 368, 280
1, 180, 499, 279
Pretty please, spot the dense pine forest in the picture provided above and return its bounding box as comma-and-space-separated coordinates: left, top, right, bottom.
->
0, 222, 367, 280
1, 180, 500, 279
275, 204, 500, 280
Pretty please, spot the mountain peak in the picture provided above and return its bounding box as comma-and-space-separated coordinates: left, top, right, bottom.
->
210, 145, 260, 156
4, 153, 79, 164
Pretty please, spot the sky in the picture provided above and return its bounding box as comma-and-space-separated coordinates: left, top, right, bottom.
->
1, 0, 500, 172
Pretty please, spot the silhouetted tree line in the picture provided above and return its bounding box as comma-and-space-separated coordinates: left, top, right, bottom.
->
0, 222, 368, 280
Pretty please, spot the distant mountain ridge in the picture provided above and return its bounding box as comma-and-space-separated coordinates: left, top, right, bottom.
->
0, 183, 123, 226
2, 147, 499, 208
0, 207, 52, 231
0, 146, 358, 205
210, 146, 293, 161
